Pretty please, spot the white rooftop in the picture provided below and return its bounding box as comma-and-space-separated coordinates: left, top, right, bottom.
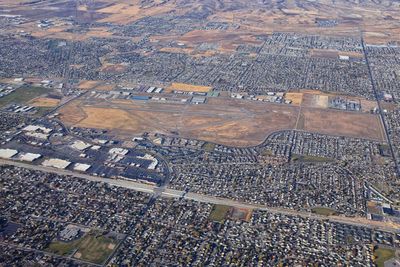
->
109, 147, 129, 155
0, 149, 18, 159
25, 132, 49, 140
71, 140, 91, 151
42, 158, 71, 169
18, 152, 41, 162
23, 125, 52, 134
73, 163, 91, 172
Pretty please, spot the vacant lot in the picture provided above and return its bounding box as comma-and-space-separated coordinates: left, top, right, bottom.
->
209, 204, 231, 222
311, 207, 337, 216
29, 97, 60, 107
230, 207, 253, 222
291, 154, 334, 163
285, 92, 303, 105
166, 82, 212, 93
299, 108, 385, 141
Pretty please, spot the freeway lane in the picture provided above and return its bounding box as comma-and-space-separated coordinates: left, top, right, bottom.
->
0, 159, 399, 232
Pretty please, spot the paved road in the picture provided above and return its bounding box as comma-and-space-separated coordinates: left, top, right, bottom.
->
1, 159, 399, 232
361, 37, 400, 176
0, 159, 155, 194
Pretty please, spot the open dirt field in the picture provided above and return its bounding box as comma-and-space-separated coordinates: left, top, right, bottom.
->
310, 49, 364, 59
59, 97, 299, 147
302, 94, 329, 109
29, 97, 60, 107
78, 80, 115, 91
298, 108, 385, 141
166, 83, 212, 93
178, 29, 263, 52
4, 0, 400, 44
78, 80, 101, 90
96, 0, 190, 25
285, 92, 303, 106
59, 94, 386, 146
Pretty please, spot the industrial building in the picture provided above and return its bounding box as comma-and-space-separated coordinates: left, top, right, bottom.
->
137, 154, 158, 170
18, 152, 42, 162
191, 96, 206, 104
109, 148, 129, 155
42, 158, 71, 169
0, 148, 18, 159
73, 163, 91, 172
71, 140, 91, 151
131, 95, 150, 101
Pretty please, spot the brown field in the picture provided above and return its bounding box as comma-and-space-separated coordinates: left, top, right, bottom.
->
166, 83, 212, 93
310, 49, 364, 59
59, 97, 299, 147
298, 108, 385, 141
3, 0, 400, 45
77, 80, 115, 91
59, 94, 385, 146
285, 92, 303, 105
229, 207, 253, 222
78, 80, 101, 90
29, 97, 60, 107
178, 30, 262, 52
96, 1, 190, 25
298, 89, 378, 113
302, 94, 329, 109
100, 63, 128, 73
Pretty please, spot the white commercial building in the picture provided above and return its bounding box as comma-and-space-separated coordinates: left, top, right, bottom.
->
0, 149, 18, 159
18, 152, 42, 162
42, 158, 71, 169
73, 163, 91, 172
71, 140, 91, 151
109, 148, 129, 155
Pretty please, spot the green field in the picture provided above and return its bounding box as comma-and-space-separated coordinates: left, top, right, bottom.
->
203, 142, 216, 152
291, 154, 334, 163
209, 204, 231, 222
47, 230, 118, 264
374, 247, 396, 267
74, 232, 117, 264
46, 237, 83, 256
0, 86, 49, 107
261, 149, 274, 156
311, 207, 337, 216
35, 106, 54, 117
